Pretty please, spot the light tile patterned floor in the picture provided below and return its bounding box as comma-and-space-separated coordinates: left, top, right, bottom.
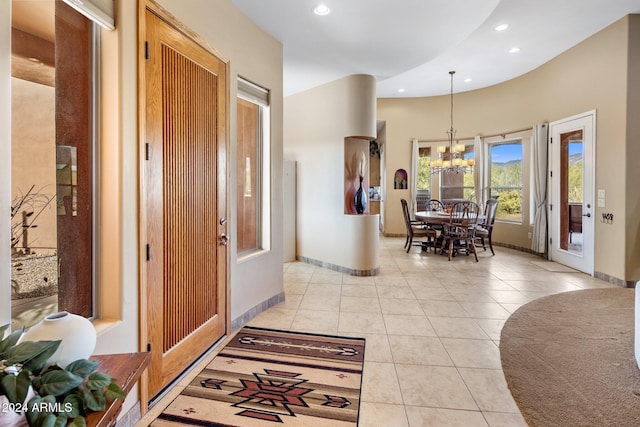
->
140, 236, 616, 427
248, 236, 616, 427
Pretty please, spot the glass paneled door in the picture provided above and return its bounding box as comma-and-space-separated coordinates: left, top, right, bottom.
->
549, 111, 595, 274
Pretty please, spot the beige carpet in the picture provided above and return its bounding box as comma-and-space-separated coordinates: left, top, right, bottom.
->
152, 327, 365, 427
500, 288, 640, 427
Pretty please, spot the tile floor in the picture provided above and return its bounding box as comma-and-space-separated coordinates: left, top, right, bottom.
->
140, 236, 617, 427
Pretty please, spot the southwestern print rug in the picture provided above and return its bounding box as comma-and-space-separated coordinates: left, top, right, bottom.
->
153, 327, 366, 427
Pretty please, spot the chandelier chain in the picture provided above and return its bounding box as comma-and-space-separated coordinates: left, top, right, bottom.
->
430, 70, 474, 175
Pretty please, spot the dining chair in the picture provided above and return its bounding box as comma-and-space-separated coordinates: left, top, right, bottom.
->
425, 199, 445, 233
440, 201, 481, 261
401, 198, 437, 253
476, 198, 499, 255
427, 199, 445, 211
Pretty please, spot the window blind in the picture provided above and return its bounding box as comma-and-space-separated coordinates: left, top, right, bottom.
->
238, 77, 269, 106
63, 0, 115, 30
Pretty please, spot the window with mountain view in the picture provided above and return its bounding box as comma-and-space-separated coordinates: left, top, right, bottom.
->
488, 140, 523, 222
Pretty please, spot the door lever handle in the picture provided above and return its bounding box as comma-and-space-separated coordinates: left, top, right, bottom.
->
582, 213, 591, 218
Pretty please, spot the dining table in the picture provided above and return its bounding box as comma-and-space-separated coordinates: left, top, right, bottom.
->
415, 210, 484, 224
414, 210, 484, 255
415, 210, 457, 224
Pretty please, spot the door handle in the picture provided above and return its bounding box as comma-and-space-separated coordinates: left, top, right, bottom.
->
219, 233, 229, 246
582, 213, 591, 218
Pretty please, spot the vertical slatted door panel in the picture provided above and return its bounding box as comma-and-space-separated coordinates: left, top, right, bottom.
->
161, 45, 217, 352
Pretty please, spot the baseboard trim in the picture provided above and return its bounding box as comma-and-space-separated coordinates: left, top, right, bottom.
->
231, 291, 286, 331
297, 256, 379, 276
594, 271, 637, 288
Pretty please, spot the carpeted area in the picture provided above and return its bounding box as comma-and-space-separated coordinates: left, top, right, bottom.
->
500, 288, 640, 426
152, 326, 365, 427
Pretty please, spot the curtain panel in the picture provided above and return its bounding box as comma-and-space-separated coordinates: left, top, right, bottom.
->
531, 123, 549, 253
473, 135, 484, 208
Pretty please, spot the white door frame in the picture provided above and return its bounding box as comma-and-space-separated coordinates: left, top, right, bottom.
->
548, 110, 595, 274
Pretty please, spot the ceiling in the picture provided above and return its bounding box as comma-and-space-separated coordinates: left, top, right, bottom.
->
231, 0, 640, 98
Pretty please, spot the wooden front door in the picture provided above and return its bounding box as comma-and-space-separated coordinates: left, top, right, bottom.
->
141, 7, 228, 399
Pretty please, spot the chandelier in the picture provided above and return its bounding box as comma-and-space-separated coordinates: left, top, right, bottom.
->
430, 71, 474, 174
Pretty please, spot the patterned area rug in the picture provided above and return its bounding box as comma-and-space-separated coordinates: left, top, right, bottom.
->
153, 327, 366, 427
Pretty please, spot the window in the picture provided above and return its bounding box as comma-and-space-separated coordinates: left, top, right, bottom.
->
440, 144, 475, 202
10, 1, 96, 328
416, 146, 432, 194
487, 140, 523, 222
237, 78, 271, 256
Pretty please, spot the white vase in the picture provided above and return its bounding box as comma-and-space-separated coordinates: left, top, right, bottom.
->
20, 311, 96, 368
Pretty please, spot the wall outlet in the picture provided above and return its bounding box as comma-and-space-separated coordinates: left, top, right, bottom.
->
527, 232, 532, 239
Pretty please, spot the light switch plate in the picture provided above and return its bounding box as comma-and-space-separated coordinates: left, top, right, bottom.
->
598, 189, 606, 198
598, 198, 605, 207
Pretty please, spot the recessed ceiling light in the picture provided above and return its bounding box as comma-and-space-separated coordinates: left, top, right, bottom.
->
314, 4, 330, 15
495, 23, 509, 32
397, 88, 405, 93
464, 78, 472, 83
509, 47, 521, 53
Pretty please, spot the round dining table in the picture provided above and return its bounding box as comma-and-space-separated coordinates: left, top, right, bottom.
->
415, 210, 484, 224
414, 210, 456, 224
414, 210, 484, 257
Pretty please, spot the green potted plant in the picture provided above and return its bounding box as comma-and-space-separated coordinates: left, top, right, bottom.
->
0, 324, 125, 427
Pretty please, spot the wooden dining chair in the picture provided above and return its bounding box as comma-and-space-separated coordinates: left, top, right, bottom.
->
401, 198, 437, 253
425, 199, 445, 232
476, 198, 499, 255
440, 201, 480, 261
427, 199, 445, 211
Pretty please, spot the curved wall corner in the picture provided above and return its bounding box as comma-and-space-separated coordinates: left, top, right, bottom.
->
284, 74, 379, 274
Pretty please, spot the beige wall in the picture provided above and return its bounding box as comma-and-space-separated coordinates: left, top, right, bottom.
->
626, 15, 640, 281
11, 77, 57, 252
285, 74, 380, 272
378, 15, 637, 283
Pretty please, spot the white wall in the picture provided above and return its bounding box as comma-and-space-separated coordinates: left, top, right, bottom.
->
283, 160, 296, 262
284, 74, 379, 273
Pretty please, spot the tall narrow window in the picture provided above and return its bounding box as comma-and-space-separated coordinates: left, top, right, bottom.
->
10, 1, 96, 329
417, 147, 431, 193
237, 78, 270, 255
487, 140, 523, 222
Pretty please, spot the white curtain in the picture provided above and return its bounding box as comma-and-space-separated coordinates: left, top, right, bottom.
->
473, 135, 484, 209
531, 123, 549, 253
63, 0, 115, 30
410, 139, 419, 215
